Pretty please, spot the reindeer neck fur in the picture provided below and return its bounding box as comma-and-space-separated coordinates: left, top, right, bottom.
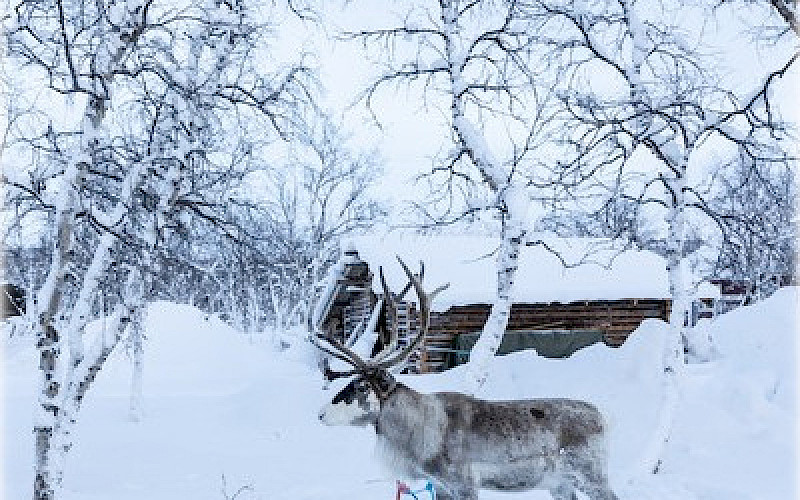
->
375, 384, 447, 468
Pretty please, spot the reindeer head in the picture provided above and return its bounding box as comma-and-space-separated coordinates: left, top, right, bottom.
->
313, 256, 448, 427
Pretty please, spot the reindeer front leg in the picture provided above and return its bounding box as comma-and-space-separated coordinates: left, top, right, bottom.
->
435, 481, 478, 500
429, 464, 478, 500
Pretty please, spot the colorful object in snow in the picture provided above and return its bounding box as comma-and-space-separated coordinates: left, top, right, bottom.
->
396, 480, 435, 500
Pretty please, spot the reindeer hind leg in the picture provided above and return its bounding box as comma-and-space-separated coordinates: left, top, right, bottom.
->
548, 483, 579, 500
579, 481, 619, 500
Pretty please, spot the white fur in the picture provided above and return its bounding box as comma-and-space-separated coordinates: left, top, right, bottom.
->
319, 392, 378, 426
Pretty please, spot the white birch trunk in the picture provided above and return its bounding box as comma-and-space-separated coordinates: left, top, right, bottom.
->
623, 3, 701, 475
34, 88, 149, 495
465, 218, 524, 393
50, 301, 135, 486
33, 106, 92, 499
627, 0, 649, 136
128, 124, 182, 419
125, 266, 146, 423
440, 1, 525, 393
129, 306, 145, 421
55, 138, 147, 473
637, 149, 690, 476
34, 200, 74, 500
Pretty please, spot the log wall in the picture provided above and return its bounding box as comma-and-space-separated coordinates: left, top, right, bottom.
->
419, 299, 671, 372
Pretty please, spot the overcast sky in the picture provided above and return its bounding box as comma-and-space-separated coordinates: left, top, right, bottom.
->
4, 0, 795, 236
265, 1, 799, 220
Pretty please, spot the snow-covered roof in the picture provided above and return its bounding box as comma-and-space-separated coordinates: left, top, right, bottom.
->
693, 281, 722, 299
351, 232, 670, 311
311, 259, 344, 331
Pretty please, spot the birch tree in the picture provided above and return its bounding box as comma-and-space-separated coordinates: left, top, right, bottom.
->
706, 149, 796, 300
275, 112, 385, 329
3, 0, 313, 497
520, 0, 797, 474
348, 0, 582, 392
228, 111, 385, 335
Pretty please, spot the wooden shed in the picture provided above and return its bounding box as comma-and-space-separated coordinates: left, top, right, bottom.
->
424, 299, 671, 372
312, 248, 375, 345
317, 233, 682, 373
312, 247, 423, 371
351, 232, 678, 373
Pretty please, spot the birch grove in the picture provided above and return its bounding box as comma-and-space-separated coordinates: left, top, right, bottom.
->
4, 0, 314, 497
345, 0, 796, 447
0, 0, 795, 496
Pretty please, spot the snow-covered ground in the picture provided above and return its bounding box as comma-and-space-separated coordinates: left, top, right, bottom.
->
3, 288, 797, 499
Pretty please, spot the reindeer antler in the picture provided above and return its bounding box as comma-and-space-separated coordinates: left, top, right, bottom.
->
373, 257, 449, 370
311, 257, 448, 378
371, 266, 400, 363
309, 334, 366, 372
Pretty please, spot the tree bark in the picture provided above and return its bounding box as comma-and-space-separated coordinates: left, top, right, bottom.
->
34, 159, 82, 500
638, 151, 691, 476
465, 216, 524, 392
33, 90, 145, 496
439, 1, 526, 392
129, 306, 144, 421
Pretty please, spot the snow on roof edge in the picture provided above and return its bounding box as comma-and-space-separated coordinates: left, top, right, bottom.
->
350, 232, 672, 310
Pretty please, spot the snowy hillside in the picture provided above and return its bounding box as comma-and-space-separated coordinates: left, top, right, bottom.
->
3, 289, 797, 499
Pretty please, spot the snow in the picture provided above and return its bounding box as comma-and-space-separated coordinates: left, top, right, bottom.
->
3, 288, 797, 499
312, 258, 345, 331
693, 281, 721, 300
348, 297, 383, 359
352, 232, 670, 309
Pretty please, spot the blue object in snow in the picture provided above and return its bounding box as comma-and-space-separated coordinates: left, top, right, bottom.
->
396, 480, 435, 500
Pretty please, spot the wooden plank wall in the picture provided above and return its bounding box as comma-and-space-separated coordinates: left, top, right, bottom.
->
419, 299, 671, 372
389, 300, 421, 373
325, 258, 373, 343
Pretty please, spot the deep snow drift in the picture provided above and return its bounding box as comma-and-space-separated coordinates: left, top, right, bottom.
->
3, 288, 797, 499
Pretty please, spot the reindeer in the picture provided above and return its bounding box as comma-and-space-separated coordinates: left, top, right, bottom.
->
312, 257, 618, 500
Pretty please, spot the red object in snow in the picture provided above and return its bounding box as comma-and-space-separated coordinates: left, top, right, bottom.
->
396, 480, 411, 500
